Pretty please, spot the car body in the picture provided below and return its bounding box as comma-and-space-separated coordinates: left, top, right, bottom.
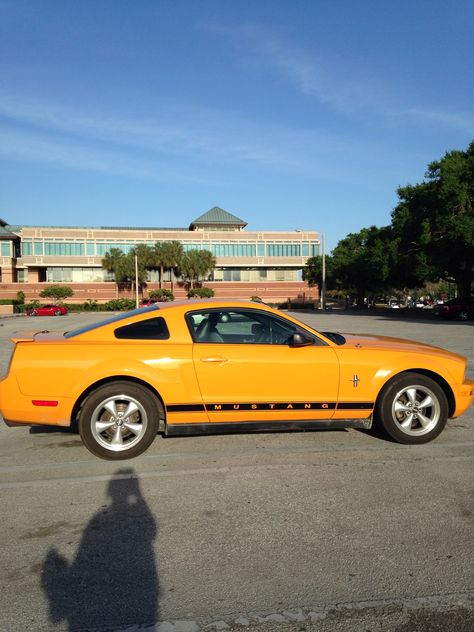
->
25, 304, 68, 316
1, 300, 473, 460
433, 299, 474, 321
388, 298, 400, 309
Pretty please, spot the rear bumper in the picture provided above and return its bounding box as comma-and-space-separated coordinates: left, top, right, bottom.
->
0, 375, 73, 427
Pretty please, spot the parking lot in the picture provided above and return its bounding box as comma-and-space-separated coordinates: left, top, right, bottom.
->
0, 311, 473, 632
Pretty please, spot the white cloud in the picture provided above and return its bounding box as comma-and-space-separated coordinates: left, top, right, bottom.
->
204, 22, 474, 134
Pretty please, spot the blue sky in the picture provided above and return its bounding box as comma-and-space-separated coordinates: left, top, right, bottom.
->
0, 0, 473, 251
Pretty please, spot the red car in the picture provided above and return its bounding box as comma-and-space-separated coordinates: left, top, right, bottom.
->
26, 304, 68, 316
433, 299, 474, 321
139, 299, 159, 307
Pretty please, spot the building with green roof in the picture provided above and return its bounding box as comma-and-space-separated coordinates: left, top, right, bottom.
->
0, 207, 319, 302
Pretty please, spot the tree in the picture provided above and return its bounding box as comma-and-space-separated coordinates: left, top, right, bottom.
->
102, 248, 127, 298
161, 241, 184, 292
39, 285, 74, 303
180, 249, 216, 288
303, 255, 333, 290
123, 247, 150, 296
330, 226, 394, 305
391, 141, 474, 298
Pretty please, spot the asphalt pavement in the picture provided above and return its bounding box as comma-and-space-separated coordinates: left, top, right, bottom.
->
0, 310, 473, 632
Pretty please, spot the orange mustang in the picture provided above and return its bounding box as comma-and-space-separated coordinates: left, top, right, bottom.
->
0, 300, 473, 460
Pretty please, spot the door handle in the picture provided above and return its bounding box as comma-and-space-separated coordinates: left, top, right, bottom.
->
200, 356, 228, 363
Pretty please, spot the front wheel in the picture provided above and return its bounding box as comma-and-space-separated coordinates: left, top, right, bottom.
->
54, 309, 62, 316
375, 373, 448, 444
78, 382, 160, 460
458, 310, 468, 321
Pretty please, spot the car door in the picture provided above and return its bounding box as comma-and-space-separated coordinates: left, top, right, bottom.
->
188, 308, 340, 422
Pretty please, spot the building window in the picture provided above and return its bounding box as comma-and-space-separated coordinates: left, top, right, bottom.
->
44, 242, 85, 256
1, 241, 11, 257
21, 241, 32, 256
34, 241, 44, 256
46, 267, 114, 282
16, 269, 28, 283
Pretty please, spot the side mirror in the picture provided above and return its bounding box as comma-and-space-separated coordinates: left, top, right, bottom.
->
289, 332, 314, 347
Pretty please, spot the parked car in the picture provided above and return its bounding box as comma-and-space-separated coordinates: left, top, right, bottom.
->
433, 299, 474, 321
1, 300, 473, 460
26, 304, 68, 316
388, 298, 400, 309
139, 299, 159, 307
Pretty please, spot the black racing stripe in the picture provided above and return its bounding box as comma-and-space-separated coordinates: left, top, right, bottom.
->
166, 402, 374, 413
205, 402, 337, 411
337, 402, 374, 410
166, 404, 206, 413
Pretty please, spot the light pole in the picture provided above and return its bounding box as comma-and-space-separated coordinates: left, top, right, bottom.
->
135, 254, 139, 309
321, 232, 326, 311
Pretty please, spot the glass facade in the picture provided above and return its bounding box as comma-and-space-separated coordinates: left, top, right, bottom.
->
7, 227, 318, 286
19, 238, 319, 258
213, 268, 299, 282
46, 267, 114, 282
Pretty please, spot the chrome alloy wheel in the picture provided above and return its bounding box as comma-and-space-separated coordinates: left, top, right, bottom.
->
90, 394, 148, 452
391, 384, 441, 436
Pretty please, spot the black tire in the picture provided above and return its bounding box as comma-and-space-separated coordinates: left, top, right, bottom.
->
78, 381, 160, 460
31, 310, 37, 316
375, 372, 448, 444
54, 310, 62, 316
458, 310, 468, 321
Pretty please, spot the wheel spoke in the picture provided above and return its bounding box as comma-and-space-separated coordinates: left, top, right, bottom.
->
418, 395, 433, 410
123, 401, 139, 419
400, 415, 413, 429
123, 421, 142, 436
95, 420, 115, 432
405, 388, 418, 406
394, 400, 411, 414
111, 426, 124, 446
417, 412, 432, 428
104, 401, 118, 418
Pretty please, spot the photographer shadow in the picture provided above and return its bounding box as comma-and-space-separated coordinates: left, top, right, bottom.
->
41, 469, 158, 630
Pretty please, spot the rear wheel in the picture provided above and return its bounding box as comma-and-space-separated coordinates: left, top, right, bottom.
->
54, 309, 62, 316
458, 310, 468, 321
79, 381, 160, 460
376, 373, 448, 444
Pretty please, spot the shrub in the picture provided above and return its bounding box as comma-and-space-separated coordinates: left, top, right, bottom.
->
82, 299, 99, 311
149, 289, 174, 302
187, 287, 215, 299
250, 296, 263, 302
16, 291, 25, 304
104, 298, 136, 311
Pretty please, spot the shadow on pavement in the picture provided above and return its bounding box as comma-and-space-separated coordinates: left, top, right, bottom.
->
41, 468, 159, 630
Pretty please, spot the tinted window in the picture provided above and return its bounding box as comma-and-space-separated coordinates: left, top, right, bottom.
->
65, 305, 159, 338
114, 316, 169, 340
187, 309, 322, 345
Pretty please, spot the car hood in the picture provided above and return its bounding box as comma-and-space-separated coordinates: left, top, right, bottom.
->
337, 332, 463, 360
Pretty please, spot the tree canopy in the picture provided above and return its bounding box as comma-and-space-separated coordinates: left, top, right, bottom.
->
39, 285, 74, 302
391, 141, 474, 297
304, 140, 474, 300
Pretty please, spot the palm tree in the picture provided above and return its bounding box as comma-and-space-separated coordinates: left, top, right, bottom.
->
180, 249, 216, 289
128, 245, 153, 297
102, 248, 126, 298
160, 241, 184, 292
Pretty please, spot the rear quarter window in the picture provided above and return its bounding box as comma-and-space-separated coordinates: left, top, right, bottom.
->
114, 317, 170, 340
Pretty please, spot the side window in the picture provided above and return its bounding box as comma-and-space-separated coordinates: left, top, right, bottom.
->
114, 317, 170, 340
187, 309, 318, 345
